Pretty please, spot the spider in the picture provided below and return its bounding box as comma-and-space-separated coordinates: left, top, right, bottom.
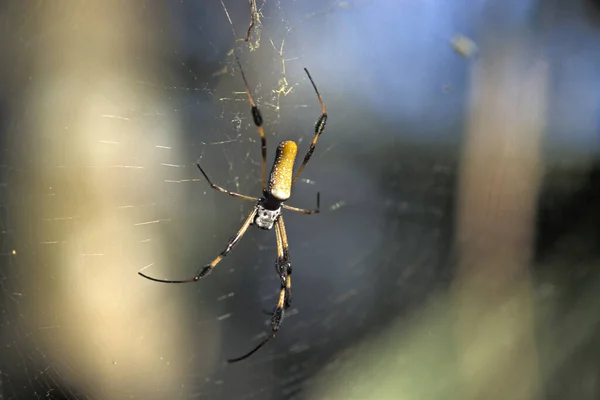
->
138, 55, 327, 363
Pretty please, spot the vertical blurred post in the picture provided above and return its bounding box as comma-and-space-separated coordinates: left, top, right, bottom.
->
453, 36, 546, 399
10, 2, 218, 399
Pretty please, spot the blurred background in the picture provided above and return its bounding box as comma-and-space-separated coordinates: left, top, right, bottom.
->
1, 0, 600, 399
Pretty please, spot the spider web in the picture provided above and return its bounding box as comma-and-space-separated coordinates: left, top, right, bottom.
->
9, 1, 600, 400
1, 2, 406, 399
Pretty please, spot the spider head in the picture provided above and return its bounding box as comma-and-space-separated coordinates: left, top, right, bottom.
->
254, 204, 281, 230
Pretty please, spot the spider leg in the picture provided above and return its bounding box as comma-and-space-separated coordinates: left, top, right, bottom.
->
197, 163, 258, 202
138, 208, 258, 284
234, 55, 268, 192
273, 216, 292, 308
258, 216, 290, 315
277, 216, 293, 309
227, 216, 291, 363
245, 0, 257, 42
282, 192, 320, 215
292, 68, 328, 184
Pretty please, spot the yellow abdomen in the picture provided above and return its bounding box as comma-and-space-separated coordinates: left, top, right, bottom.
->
268, 141, 297, 201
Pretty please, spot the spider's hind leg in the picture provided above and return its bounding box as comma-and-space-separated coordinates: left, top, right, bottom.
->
275, 250, 292, 310
275, 216, 292, 309
227, 216, 291, 363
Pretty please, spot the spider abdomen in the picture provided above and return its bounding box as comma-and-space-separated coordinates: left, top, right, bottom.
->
268, 140, 297, 201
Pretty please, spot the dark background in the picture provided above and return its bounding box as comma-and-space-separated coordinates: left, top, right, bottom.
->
1, 0, 600, 399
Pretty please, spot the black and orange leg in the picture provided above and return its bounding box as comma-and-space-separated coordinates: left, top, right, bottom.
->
292, 68, 328, 184
227, 216, 291, 363
228, 280, 285, 362
138, 208, 258, 284
245, 0, 257, 42
276, 216, 292, 309
196, 163, 258, 202
283, 192, 320, 215
259, 220, 290, 316
234, 55, 268, 191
